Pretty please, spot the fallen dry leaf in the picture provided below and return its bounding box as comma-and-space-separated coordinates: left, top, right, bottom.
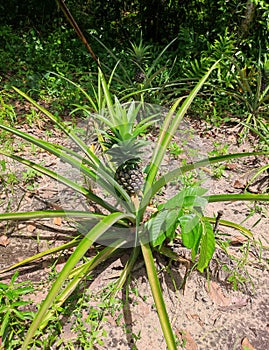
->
233, 179, 246, 189
176, 329, 198, 350
206, 281, 248, 310
0, 235, 9, 247
27, 224, 36, 233
240, 337, 256, 350
230, 235, 248, 245
225, 163, 238, 170
206, 281, 230, 307
53, 217, 62, 226
186, 313, 204, 327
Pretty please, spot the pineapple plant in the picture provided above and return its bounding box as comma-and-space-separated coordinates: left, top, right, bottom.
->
128, 38, 152, 83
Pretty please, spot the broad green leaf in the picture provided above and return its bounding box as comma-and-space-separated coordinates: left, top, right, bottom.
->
197, 221, 215, 272
164, 209, 180, 241
160, 187, 208, 210
179, 214, 200, 248
147, 210, 167, 247
191, 223, 203, 261
147, 208, 179, 247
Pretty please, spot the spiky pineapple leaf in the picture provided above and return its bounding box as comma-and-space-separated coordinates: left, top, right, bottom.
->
106, 139, 147, 165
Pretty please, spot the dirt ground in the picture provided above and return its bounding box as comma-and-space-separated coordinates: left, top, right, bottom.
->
0, 113, 268, 349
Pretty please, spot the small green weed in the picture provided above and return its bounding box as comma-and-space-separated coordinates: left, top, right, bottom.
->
0, 271, 34, 349
208, 142, 230, 178
168, 141, 184, 158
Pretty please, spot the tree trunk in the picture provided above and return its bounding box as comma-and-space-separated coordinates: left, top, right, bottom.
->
240, 0, 257, 37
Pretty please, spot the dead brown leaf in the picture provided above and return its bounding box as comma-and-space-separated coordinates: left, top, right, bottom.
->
240, 337, 256, 350
27, 224, 36, 233
206, 281, 248, 310
176, 329, 198, 350
205, 281, 230, 307
186, 313, 204, 327
233, 179, 246, 189
225, 163, 238, 170
53, 217, 62, 226
230, 235, 248, 245
0, 235, 9, 247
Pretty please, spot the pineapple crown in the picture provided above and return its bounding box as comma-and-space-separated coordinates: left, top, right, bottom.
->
128, 38, 152, 66
100, 99, 157, 146
106, 139, 147, 166
96, 99, 158, 167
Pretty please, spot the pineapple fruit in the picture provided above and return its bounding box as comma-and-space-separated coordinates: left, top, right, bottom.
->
104, 136, 146, 195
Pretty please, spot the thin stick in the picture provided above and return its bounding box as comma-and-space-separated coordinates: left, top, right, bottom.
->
213, 210, 223, 233
56, 0, 101, 69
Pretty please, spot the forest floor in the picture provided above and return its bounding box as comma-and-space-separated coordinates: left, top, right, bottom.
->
0, 107, 268, 350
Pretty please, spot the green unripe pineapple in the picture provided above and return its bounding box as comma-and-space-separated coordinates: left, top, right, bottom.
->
115, 161, 144, 195
106, 139, 146, 195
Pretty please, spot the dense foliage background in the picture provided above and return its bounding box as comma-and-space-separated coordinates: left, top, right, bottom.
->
1, 0, 269, 120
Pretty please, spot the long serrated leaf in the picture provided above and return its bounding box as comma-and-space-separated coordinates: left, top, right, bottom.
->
0, 124, 133, 209
206, 193, 269, 202
142, 61, 220, 214
39, 239, 125, 331
140, 239, 177, 349
0, 236, 80, 275
0, 150, 117, 213
13, 86, 100, 166
149, 151, 269, 202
